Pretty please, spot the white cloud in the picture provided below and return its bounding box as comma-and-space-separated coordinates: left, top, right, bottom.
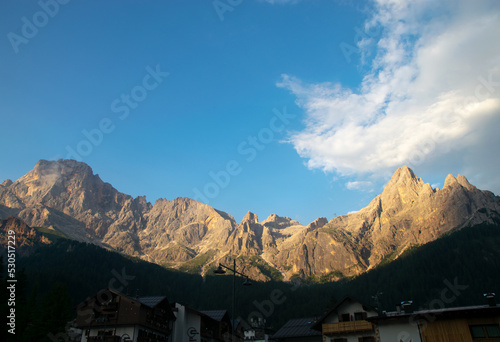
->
346, 181, 374, 192
279, 0, 500, 194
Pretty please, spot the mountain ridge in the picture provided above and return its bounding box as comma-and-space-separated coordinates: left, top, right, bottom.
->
1, 159, 499, 281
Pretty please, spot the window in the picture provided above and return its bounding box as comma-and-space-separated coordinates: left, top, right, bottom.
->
471, 326, 486, 338
97, 330, 113, 336
486, 325, 500, 338
358, 337, 375, 342
340, 313, 350, 322
354, 312, 367, 321
470, 324, 500, 338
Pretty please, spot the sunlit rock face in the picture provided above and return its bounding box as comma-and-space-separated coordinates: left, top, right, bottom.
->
1, 160, 499, 281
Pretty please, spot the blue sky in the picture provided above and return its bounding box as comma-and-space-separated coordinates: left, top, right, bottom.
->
1, 0, 499, 225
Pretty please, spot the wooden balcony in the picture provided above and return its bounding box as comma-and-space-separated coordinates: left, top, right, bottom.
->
322, 320, 374, 334
88, 336, 121, 342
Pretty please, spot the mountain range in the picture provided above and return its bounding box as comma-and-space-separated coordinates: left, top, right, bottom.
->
1, 159, 499, 281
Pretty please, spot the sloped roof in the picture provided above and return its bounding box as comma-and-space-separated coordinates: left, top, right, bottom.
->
200, 310, 228, 322
272, 317, 321, 339
138, 296, 168, 308
311, 295, 379, 331
368, 303, 500, 322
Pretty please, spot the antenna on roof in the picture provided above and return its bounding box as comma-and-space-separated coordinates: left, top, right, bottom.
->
372, 291, 383, 311
484, 293, 496, 307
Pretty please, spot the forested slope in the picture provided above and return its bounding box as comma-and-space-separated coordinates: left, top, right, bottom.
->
2, 222, 499, 341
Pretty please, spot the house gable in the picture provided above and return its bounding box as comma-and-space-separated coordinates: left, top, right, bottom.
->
75, 289, 176, 341
313, 296, 378, 342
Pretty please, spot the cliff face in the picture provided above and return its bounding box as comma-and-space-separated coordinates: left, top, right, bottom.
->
325, 166, 500, 272
1, 160, 499, 281
0, 216, 51, 257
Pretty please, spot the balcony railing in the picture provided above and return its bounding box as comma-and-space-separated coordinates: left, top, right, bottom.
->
87, 336, 121, 342
322, 320, 374, 334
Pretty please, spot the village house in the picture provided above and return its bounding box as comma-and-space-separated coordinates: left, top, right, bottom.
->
368, 294, 500, 342
75, 288, 500, 342
171, 303, 233, 342
75, 290, 237, 342
75, 288, 176, 342
302, 293, 500, 342
312, 295, 379, 342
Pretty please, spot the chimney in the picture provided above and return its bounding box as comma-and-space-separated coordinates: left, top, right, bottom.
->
484, 293, 496, 307
402, 301, 413, 314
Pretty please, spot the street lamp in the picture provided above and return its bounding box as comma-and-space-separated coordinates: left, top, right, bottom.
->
214, 259, 252, 342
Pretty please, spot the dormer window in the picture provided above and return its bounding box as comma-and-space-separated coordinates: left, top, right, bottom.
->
354, 312, 367, 321
339, 313, 350, 322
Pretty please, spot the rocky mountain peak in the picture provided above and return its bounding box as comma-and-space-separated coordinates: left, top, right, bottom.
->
262, 213, 301, 229
1, 215, 30, 232
457, 174, 475, 191
1, 160, 499, 282
1, 179, 13, 187
444, 174, 458, 188
379, 166, 426, 209
264, 213, 279, 222
32, 159, 94, 180
241, 211, 258, 224
443, 173, 476, 191
307, 217, 328, 230
0, 216, 51, 256
386, 165, 419, 187
14, 159, 101, 197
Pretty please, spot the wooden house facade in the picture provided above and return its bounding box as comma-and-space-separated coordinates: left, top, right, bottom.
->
367, 294, 500, 341
312, 295, 379, 342
75, 289, 176, 342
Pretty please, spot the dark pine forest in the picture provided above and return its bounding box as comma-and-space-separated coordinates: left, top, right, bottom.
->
2, 221, 500, 342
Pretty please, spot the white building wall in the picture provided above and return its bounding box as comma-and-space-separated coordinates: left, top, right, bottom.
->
324, 301, 378, 324
244, 330, 255, 339
322, 299, 379, 342
377, 321, 422, 342
325, 334, 374, 342
81, 325, 137, 342
172, 303, 202, 342
116, 326, 136, 341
